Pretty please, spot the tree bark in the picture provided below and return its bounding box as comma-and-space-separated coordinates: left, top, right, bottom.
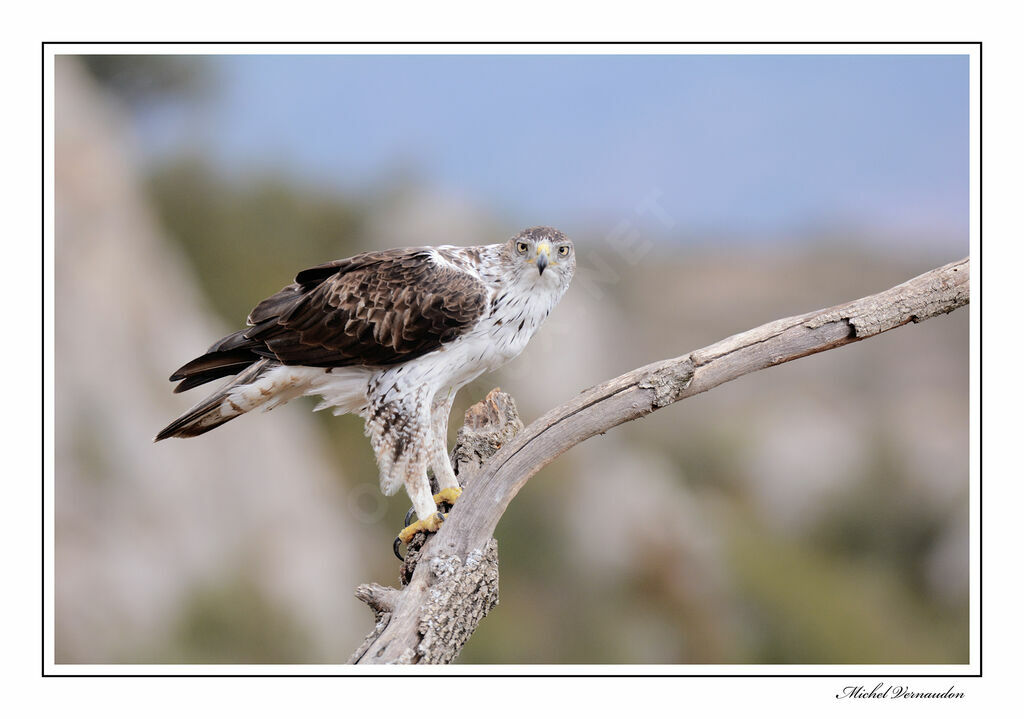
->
350, 256, 969, 664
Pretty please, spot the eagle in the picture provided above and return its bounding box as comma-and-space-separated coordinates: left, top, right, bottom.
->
156, 227, 575, 550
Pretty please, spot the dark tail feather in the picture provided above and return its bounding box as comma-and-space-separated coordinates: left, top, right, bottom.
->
156, 360, 272, 441
169, 329, 264, 393
170, 351, 259, 393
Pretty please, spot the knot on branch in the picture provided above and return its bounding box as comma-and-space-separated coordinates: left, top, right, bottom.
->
638, 359, 695, 408
353, 582, 398, 617
451, 388, 524, 481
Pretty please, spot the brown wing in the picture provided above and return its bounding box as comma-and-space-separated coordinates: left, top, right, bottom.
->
169, 248, 488, 392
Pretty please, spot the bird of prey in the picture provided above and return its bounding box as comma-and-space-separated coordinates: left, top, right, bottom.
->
156, 227, 575, 550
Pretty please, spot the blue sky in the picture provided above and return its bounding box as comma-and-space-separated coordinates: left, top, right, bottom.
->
136, 53, 969, 250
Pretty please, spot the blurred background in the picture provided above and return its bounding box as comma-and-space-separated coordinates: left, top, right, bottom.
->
53, 52, 969, 664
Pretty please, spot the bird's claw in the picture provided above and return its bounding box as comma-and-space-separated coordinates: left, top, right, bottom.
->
394, 488, 463, 560
401, 487, 462, 528
394, 511, 446, 560
398, 511, 445, 543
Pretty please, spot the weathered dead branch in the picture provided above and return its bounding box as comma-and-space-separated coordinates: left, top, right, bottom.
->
350, 256, 969, 664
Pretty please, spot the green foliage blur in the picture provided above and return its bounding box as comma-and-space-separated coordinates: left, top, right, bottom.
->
149, 158, 366, 324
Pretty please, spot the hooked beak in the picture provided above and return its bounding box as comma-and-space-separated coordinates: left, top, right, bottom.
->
535, 241, 551, 275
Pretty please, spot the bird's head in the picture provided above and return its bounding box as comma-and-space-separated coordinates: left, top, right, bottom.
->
504, 226, 575, 289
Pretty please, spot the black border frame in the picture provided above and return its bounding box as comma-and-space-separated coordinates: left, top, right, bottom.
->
41, 40, 982, 679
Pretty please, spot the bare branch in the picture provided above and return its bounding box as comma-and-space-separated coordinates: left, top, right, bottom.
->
351, 256, 969, 664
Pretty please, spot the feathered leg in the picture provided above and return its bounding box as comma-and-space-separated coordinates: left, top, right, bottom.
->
396, 393, 462, 536
429, 393, 461, 495
363, 384, 446, 551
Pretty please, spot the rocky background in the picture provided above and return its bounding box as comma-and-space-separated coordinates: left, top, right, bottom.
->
54, 56, 969, 664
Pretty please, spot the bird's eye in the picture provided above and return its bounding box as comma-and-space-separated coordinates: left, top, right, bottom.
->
558, 245, 570, 256
516, 242, 529, 254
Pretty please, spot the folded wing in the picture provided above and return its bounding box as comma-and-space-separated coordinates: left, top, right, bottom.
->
169, 248, 488, 393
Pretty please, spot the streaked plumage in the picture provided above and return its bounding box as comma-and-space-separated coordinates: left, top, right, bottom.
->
157, 227, 575, 527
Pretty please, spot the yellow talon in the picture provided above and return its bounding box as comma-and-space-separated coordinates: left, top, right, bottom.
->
398, 511, 445, 545
433, 487, 463, 506
394, 489, 461, 559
